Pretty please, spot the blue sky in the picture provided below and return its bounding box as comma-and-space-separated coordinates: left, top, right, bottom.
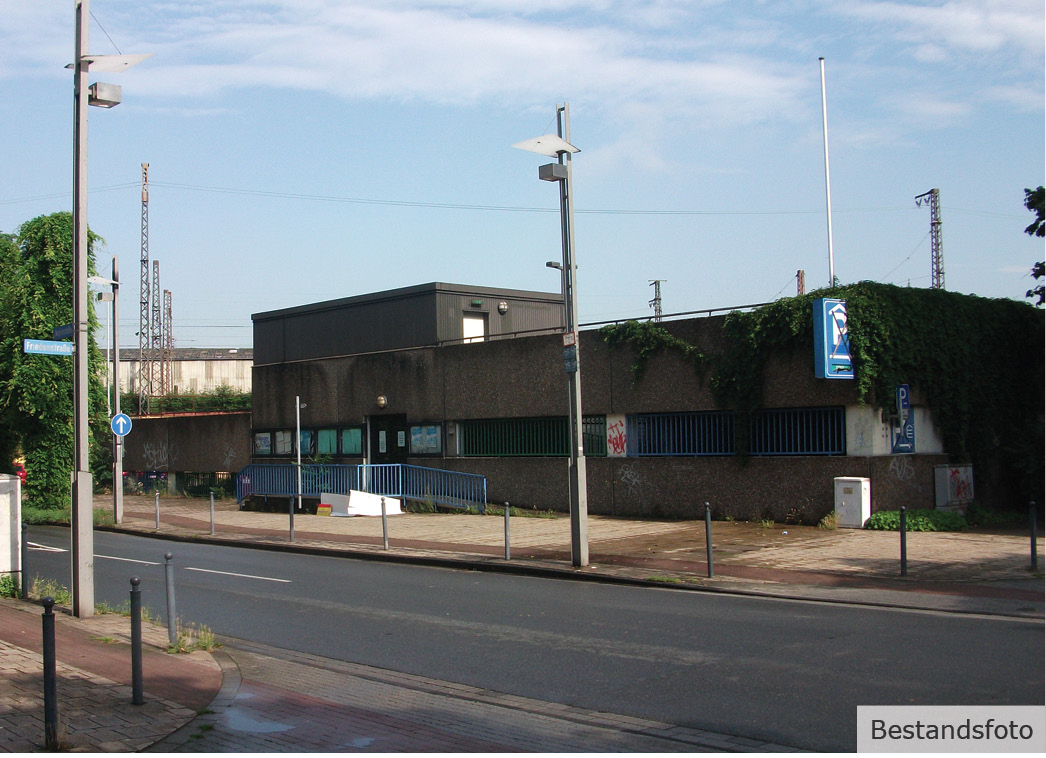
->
2, 0, 1043, 348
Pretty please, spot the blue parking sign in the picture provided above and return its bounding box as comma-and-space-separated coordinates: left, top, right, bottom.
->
813, 298, 853, 379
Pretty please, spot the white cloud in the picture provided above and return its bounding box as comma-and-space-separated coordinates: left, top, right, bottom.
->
829, 0, 1045, 59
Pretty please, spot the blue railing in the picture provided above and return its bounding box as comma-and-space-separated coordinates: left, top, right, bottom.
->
236, 463, 487, 511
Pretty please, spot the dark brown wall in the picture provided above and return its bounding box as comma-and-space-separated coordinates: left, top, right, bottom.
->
123, 413, 251, 474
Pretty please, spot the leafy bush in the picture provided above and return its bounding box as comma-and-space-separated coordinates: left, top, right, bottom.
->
0, 573, 19, 598
964, 502, 1031, 529
864, 508, 967, 532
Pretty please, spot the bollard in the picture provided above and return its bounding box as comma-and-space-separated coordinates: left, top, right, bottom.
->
20, 521, 28, 600
381, 497, 389, 551
504, 502, 511, 561
900, 506, 908, 577
705, 503, 714, 578
130, 577, 144, 705
154, 490, 160, 529
288, 495, 295, 543
1031, 501, 1039, 571
164, 553, 177, 646
210, 492, 215, 536
42, 596, 58, 749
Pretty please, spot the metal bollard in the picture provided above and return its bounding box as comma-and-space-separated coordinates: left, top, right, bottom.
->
20, 521, 28, 600
381, 497, 389, 550
504, 502, 511, 561
42, 596, 58, 749
130, 577, 144, 705
1031, 501, 1039, 571
210, 492, 215, 536
900, 506, 908, 577
154, 490, 160, 529
705, 503, 714, 578
164, 553, 177, 646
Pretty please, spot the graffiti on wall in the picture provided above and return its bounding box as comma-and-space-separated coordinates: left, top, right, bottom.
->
606, 414, 627, 458
141, 440, 176, 471
947, 466, 974, 504
617, 462, 644, 499
888, 455, 915, 483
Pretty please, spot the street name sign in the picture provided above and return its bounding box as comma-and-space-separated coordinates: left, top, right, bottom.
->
52, 323, 74, 340
24, 339, 74, 356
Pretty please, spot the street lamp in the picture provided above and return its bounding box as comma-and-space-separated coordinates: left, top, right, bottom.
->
70, 0, 150, 617
88, 256, 122, 525
514, 103, 589, 567
293, 396, 308, 541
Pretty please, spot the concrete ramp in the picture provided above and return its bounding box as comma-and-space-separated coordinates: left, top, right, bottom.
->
322, 491, 403, 517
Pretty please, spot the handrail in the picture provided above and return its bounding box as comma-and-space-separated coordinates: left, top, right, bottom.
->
236, 463, 486, 511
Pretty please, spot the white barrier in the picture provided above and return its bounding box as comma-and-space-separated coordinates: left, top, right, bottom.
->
322, 490, 403, 517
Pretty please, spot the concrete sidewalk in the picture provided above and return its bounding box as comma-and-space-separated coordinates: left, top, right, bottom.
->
2, 494, 1041, 752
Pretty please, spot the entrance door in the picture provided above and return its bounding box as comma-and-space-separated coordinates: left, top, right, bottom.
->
369, 414, 409, 464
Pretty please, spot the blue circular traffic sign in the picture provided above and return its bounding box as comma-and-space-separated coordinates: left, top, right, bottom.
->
111, 413, 133, 437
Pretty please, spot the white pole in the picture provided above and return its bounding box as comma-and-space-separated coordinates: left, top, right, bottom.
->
819, 57, 835, 288
294, 395, 301, 540
71, 0, 94, 619
112, 256, 123, 523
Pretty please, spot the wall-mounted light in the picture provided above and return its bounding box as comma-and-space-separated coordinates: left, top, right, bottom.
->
376, 395, 388, 409
88, 81, 121, 108
498, 301, 508, 314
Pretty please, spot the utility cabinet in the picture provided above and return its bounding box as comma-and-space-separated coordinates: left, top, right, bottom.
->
834, 476, 871, 528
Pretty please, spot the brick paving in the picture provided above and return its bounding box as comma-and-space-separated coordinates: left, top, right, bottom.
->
1, 494, 1041, 752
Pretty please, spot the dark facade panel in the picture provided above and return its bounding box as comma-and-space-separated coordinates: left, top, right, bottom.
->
253, 283, 562, 364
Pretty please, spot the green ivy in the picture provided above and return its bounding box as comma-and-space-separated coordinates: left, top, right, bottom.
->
599, 282, 1044, 500
598, 320, 705, 380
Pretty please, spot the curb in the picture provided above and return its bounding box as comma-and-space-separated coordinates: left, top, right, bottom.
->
99, 524, 1045, 619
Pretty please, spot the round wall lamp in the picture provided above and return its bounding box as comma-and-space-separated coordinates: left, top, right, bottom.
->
498, 300, 508, 314
376, 395, 388, 409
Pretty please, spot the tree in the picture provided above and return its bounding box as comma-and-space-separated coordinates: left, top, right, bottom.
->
0, 213, 108, 510
1024, 186, 1044, 306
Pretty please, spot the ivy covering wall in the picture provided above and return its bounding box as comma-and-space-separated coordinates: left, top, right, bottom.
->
600, 282, 1044, 504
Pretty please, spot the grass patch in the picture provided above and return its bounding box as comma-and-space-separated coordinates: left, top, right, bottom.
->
169, 621, 221, 654
648, 575, 685, 584
818, 512, 839, 530
90, 635, 116, 644
20, 506, 115, 527
864, 509, 967, 532
31, 576, 72, 605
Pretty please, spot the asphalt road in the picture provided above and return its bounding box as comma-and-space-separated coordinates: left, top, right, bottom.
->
25, 526, 1045, 752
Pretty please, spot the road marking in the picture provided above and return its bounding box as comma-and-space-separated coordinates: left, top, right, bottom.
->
28, 542, 66, 553
96, 554, 160, 566
185, 567, 291, 583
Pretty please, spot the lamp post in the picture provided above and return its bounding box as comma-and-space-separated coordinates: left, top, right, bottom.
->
514, 103, 588, 567
70, 0, 150, 616
293, 396, 307, 541
89, 256, 122, 524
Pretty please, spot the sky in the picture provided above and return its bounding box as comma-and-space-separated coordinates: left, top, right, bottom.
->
1, 0, 1043, 349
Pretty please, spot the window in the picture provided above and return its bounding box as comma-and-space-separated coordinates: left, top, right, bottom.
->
410, 424, 442, 454
274, 430, 294, 455
628, 412, 734, 456
749, 406, 845, 455
340, 427, 363, 456
253, 432, 272, 455
461, 417, 606, 457
317, 429, 338, 456
299, 429, 314, 456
